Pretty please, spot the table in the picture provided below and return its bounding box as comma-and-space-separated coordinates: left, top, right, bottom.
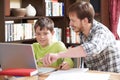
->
0, 70, 120, 80
88, 70, 120, 80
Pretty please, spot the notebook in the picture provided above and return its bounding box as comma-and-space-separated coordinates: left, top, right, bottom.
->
0, 43, 56, 74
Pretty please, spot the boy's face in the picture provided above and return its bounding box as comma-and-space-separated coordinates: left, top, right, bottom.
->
35, 26, 54, 47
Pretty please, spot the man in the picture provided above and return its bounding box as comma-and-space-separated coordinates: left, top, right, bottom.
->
42, 1, 120, 72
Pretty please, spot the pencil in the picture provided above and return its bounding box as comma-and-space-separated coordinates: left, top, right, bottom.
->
36, 58, 43, 62
58, 58, 64, 69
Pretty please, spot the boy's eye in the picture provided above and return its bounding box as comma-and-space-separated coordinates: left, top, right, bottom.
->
43, 32, 48, 35
35, 31, 43, 35
35, 33, 40, 36
35, 32, 49, 36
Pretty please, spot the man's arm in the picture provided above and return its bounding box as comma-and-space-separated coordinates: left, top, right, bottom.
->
42, 46, 87, 66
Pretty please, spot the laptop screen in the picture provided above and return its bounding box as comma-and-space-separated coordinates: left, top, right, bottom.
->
0, 43, 37, 70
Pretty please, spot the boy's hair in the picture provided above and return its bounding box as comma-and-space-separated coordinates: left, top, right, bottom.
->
34, 17, 54, 32
68, 1, 95, 23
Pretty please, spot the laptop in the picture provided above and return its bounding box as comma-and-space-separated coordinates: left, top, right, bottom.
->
0, 43, 56, 73
0, 43, 37, 70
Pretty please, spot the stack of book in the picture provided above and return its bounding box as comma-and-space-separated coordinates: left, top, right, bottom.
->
0, 68, 38, 76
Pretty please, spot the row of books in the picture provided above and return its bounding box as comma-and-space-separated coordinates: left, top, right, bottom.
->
45, 1, 64, 16
5, 21, 62, 42
66, 27, 80, 44
5, 21, 35, 42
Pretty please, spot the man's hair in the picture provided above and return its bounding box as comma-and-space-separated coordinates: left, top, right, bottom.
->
68, 1, 95, 23
34, 17, 54, 32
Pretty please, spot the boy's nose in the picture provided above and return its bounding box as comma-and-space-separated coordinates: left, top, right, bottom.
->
41, 35, 45, 38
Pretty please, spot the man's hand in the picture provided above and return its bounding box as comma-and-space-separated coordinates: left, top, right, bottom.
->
42, 53, 59, 66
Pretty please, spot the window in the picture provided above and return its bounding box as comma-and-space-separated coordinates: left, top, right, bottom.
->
117, 16, 120, 38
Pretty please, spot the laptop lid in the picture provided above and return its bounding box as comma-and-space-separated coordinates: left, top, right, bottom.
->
0, 43, 38, 70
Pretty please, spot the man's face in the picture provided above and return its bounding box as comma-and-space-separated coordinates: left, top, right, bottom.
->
69, 12, 83, 33
35, 27, 54, 47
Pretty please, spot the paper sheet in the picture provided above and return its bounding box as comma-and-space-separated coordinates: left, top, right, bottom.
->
45, 68, 110, 80
38, 67, 57, 74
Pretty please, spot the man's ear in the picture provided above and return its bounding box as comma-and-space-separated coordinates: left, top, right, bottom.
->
81, 18, 89, 24
81, 17, 89, 26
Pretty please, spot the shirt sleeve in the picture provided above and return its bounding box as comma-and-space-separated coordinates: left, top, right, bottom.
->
55, 41, 74, 68
81, 27, 114, 55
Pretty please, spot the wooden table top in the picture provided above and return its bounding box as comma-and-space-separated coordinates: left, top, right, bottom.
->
39, 70, 120, 80
0, 70, 120, 80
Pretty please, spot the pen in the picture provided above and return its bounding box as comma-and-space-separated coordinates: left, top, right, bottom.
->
36, 58, 43, 63
58, 58, 64, 69
59, 65, 62, 69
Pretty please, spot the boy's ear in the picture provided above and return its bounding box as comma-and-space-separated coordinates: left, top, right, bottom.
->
52, 31, 55, 35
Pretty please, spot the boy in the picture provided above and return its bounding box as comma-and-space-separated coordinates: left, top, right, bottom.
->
32, 17, 74, 69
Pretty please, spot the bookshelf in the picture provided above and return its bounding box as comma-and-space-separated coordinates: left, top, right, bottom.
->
0, 0, 75, 44
0, 0, 109, 45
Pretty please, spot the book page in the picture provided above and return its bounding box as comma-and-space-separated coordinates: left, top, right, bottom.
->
38, 67, 57, 74
45, 68, 110, 80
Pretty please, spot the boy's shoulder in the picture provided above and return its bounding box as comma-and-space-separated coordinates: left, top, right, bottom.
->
52, 41, 66, 48
32, 42, 39, 46
53, 41, 64, 45
33, 42, 39, 45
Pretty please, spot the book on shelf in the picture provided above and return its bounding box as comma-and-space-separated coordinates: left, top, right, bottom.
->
66, 26, 80, 44
54, 27, 62, 41
45, 1, 64, 16
66, 27, 70, 43
0, 68, 38, 76
5, 21, 14, 42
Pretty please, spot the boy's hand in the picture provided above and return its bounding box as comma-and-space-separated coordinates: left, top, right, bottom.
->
58, 61, 70, 70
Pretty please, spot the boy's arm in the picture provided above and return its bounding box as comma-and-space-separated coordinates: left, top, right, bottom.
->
63, 58, 74, 68
56, 41, 74, 68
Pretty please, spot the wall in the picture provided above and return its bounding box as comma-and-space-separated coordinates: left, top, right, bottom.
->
10, 0, 21, 8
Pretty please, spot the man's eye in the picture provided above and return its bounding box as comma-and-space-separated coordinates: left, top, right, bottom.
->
70, 20, 74, 23
71, 19, 76, 22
